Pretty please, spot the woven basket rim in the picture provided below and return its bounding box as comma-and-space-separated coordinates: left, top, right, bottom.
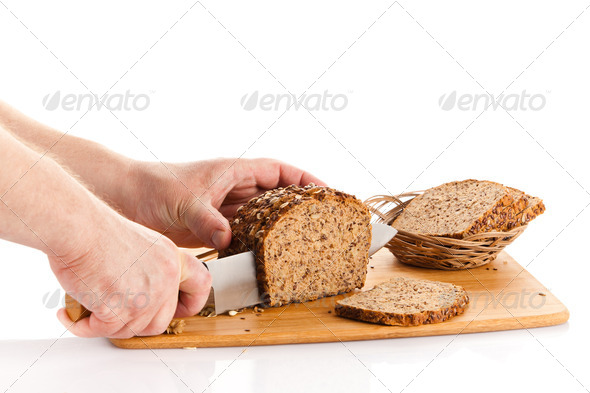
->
394, 225, 527, 242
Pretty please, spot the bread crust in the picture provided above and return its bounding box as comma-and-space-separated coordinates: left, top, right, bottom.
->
465, 186, 530, 235
335, 278, 469, 326
219, 184, 371, 306
506, 197, 546, 230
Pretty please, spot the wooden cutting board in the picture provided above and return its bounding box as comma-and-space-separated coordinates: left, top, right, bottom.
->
109, 249, 569, 349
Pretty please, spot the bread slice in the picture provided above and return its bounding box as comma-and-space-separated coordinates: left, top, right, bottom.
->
392, 180, 513, 238
483, 187, 531, 232
335, 277, 469, 326
219, 184, 372, 307
506, 187, 530, 216
506, 196, 546, 230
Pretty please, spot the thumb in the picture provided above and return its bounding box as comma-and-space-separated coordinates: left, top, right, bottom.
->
186, 201, 231, 249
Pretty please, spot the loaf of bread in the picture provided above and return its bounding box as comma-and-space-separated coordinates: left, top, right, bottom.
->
392, 180, 514, 238
335, 277, 469, 326
219, 184, 372, 307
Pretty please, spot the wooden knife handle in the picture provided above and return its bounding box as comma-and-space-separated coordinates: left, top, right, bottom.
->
65, 294, 91, 322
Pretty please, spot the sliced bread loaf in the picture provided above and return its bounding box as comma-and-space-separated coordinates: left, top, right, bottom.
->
392, 180, 513, 238
219, 184, 372, 307
335, 277, 469, 326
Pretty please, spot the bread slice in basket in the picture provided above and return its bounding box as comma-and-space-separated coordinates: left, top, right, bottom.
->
392, 180, 545, 237
335, 277, 469, 326
392, 180, 514, 238
219, 184, 371, 307
487, 187, 530, 231
507, 196, 546, 230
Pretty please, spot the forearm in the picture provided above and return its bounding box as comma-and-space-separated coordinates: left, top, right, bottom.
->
0, 101, 135, 216
0, 126, 114, 258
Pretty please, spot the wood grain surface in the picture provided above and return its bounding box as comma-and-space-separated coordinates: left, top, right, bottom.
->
109, 249, 569, 349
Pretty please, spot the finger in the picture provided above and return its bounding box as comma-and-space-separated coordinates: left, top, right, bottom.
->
293, 168, 327, 187
185, 201, 232, 249
140, 302, 177, 336
57, 308, 127, 338
174, 253, 212, 318
219, 200, 261, 218
249, 158, 327, 188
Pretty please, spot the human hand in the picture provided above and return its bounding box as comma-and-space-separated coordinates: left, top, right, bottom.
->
123, 158, 326, 249
52, 209, 211, 338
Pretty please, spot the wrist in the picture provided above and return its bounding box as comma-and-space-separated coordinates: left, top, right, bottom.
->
113, 159, 149, 222
48, 192, 122, 267
120, 160, 169, 224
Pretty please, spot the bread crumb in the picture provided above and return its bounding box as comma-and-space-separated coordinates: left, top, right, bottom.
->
166, 319, 185, 334
198, 306, 216, 317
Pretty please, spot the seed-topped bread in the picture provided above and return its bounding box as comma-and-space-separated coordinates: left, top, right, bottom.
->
482, 187, 531, 232
392, 180, 513, 238
219, 184, 372, 307
507, 187, 530, 212
507, 196, 546, 230
335, 277, 469, 326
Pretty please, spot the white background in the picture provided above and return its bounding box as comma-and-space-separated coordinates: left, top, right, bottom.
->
1, 1, 589, 392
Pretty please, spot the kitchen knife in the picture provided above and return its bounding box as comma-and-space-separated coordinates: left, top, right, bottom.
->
65, 223, 397, 320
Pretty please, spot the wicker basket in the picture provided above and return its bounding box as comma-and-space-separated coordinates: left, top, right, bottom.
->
365, 192, 527, 270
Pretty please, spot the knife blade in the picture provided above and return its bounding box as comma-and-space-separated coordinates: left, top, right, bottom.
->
204, 222, 397, 314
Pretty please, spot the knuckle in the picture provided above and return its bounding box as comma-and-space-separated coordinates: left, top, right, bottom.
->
201, 268, 212, 290
97, 321, 126, 338
109, 328, 136, 339
140, 313, 174, 337
156, 241, 181, 278
160, 256, 180, 279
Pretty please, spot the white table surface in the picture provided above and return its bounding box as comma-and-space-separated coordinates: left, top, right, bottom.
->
0, 322, 584, 393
